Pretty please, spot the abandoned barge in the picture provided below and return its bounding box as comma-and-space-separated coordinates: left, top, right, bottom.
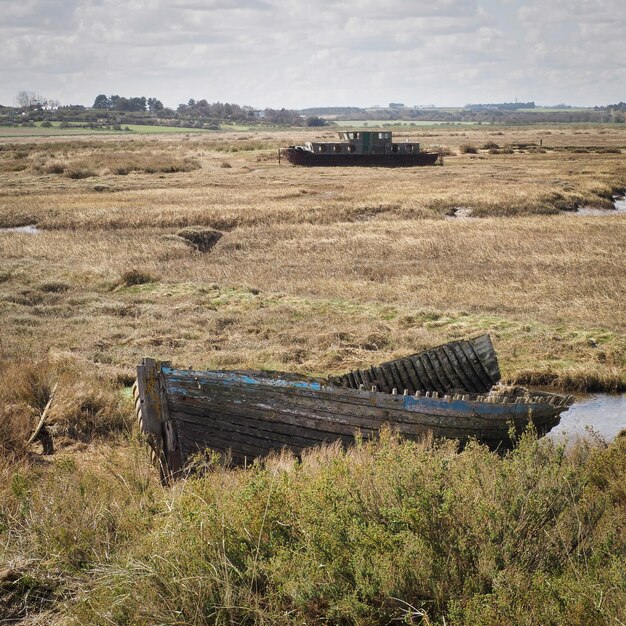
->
134, 335, 573, 478
283, 131, 440, 167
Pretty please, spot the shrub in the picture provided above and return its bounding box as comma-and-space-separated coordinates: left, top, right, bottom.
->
67, 433, 626, 625
176, 227, 223, 252
118, 268, 156, 286
65, 167, 96, 179
45, 162, 65, 174
38, 281, 70, 293
460, 143, 478, 154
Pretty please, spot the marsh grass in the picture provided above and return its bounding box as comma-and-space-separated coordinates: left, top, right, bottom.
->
0, 125, 624, 623
0, 359, 132, 460
1, 213, 623, 389
15, 433, 612, 625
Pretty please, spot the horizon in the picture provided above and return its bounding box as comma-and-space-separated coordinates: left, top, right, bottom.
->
1, 96, 618, 111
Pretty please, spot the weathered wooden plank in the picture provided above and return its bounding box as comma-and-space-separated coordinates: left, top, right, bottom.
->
449, 343, 486, 392
170, 405, 364, 447
332, 335, 501, 395
461, 341, 494, 388
409, 355, 437, 392
458, 342, 494, 390
360, 368, 375, 389
398, 358, 421, 393
166, 385, 524, 434
471, 335, 501, 383
377, 364, 393, 390
403, 357, 428, 392
136, 359, 165, 450
394, 359, 414, 394
385, 361, 404, 393
172, 410, 325, 452
418, 354, 448, 393
433, 347, 465, 390
370, 366, 390, 393
164, 371, 538, 423
168, 396, 435, 442
178, 426, 287, 459
173, 402, 543, 462
429, 350, 456, 391
441, 344, 480, 393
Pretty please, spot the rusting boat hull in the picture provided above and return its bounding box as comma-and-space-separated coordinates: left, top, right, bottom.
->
135, 336, 572, 478
283, 148, 439, 167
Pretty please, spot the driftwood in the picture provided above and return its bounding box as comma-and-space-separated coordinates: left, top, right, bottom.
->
27, 383, 57, 455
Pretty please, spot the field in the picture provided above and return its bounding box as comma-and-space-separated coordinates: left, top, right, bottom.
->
1, 124, 625, 624
0, 122, 216, 138
332, 119, 479, 127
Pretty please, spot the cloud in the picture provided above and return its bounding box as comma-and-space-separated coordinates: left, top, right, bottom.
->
0, 0, 624, 107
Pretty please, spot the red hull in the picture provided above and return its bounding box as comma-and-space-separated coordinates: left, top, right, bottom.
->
283, 148, 439, 167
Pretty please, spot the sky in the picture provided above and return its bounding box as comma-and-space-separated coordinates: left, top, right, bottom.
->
1, 0, 625, 109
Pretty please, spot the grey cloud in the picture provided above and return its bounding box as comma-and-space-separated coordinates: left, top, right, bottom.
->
1, 0, 625, 107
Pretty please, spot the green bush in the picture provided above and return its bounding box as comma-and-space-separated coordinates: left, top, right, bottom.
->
67, 432, 626, 625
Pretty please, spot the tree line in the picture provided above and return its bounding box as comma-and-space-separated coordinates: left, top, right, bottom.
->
2, 90, 624, 128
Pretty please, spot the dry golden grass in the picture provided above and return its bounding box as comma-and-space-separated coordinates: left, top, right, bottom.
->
0, 125, 625, 394
0, 124, 625, 624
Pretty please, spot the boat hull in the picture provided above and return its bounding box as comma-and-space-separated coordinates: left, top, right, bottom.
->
283, 148, 439, 167
135, 351, 571, 478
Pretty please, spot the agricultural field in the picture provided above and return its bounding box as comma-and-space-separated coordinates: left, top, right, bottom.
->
332, 119, 480, 127
1, 124, 625, 624
0, 122, 216, 138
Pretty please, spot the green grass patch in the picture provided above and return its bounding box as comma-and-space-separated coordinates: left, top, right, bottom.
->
0, 122, 212, 138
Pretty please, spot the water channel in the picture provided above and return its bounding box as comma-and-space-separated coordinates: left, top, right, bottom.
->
547, 392, 626, 443
0, 224, 40, 233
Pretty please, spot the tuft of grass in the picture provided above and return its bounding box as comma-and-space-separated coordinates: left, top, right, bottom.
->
38, 281, 71, 293
45, 162, 65, 174
0, 359, 133, 459
118, 268, 157, 287
460, 143, 478, 154
65, 167, 96, 179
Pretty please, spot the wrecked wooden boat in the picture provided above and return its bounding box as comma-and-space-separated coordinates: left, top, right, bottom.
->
134, 335, 573, 478
282, 131, 440, 167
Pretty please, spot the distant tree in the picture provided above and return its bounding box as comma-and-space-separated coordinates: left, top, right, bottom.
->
147, 97, 163, 112
93, 94, 111, 109
306, 116, 327, 127
15, 90, 47, 109
264, 107, 303, 125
